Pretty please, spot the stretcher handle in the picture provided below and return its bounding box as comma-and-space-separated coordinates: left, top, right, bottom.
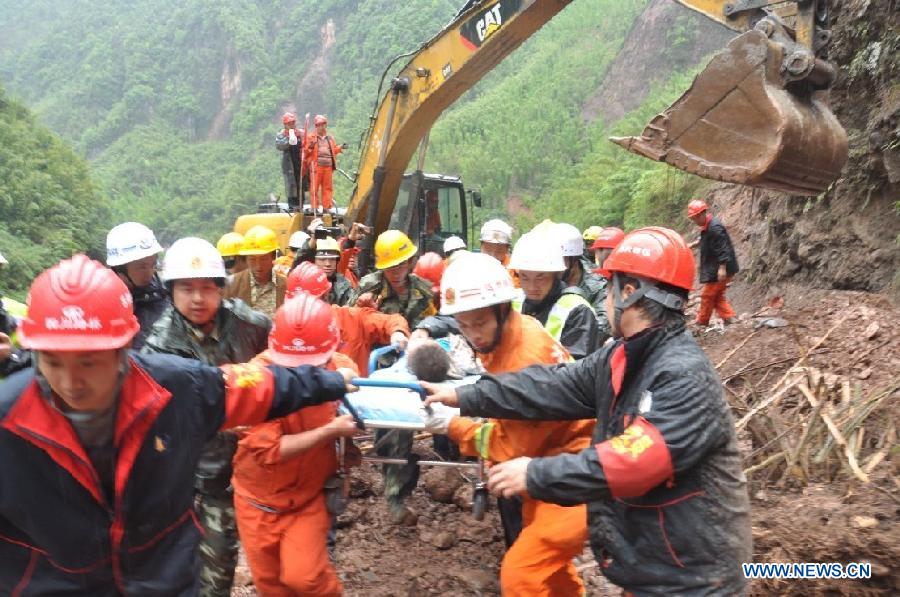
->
350, 378, 428, 402
340, 395, 367, 430
368, 344, 403, 375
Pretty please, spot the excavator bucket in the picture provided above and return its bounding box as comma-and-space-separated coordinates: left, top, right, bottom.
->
611, 30, 848, 196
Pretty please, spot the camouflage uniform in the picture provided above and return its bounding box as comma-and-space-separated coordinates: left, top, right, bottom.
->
326, 272, 354, 306
142, 298, 270, 596
349, 271, 436, 328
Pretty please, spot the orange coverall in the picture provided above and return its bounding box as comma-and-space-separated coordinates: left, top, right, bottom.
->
307, 134, 343, 211
447, 310, 594, 596
331, 305, 409, 377
232, 351, 357, 597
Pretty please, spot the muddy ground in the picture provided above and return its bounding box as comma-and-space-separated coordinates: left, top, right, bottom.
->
234, 282, 898, 596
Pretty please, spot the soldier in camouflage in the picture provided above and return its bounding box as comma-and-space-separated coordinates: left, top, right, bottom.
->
141, 237, 270, 596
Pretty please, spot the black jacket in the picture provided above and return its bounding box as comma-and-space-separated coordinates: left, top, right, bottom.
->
131, 275, 169, 350
698, 217, 739, 284
520, 281, 601, 360
0, 353, 345, 596
457, 323, 751, 595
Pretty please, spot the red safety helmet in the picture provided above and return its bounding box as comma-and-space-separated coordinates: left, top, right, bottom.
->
602, 227, 695, 291
413, 252, 445, 294
17, 254, 140, 351
314, 114, 328, 125
282, 112, 297, 125
286, 261, 332, 299
268, 294, 340, 367
590, 227, 625, 251
687, 199, 708, 218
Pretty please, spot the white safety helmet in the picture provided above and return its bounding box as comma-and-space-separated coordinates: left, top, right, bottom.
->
160, 237, 227, 282
480, 219, 513, 245
288, 231, 311, 250
440, 252, 519, 316
508, 231, 565, 272
106, 222, 163, 267
442, 235, 466, 254
555, 223, 584, 257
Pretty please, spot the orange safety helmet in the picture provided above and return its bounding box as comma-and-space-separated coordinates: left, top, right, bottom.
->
282, 112, 297, 125
413, 252, 445, 294
286, 261, 332, 300
268, 293, 341, 367
687, 199, 708, 218
314, 114, 327, 126
602, 227, 694, 291
602, 227, 694, 333
590, 227, 625, 251
17, 254, 140, 351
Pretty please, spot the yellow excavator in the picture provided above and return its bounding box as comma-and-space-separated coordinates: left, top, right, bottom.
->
237, 0, 847, 268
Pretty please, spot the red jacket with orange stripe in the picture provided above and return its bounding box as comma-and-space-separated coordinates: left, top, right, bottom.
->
456, 322, 752, 596
0, 352, 346, 596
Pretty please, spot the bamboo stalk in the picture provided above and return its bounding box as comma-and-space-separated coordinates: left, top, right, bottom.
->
716, 330, 758, 370
798, 384, 869, 483
744, 451, 787, 476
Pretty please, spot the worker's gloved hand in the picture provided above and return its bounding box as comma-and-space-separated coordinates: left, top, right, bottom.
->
288, 129, 298, 145
420, 402, 459, 434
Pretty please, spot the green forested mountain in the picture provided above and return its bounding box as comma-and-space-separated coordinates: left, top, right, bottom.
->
0, 0, 722, 246
0, 84, 108, 297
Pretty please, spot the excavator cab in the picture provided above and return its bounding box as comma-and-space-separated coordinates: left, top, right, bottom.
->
391, 173, 468, 256
612, 3, 847, 196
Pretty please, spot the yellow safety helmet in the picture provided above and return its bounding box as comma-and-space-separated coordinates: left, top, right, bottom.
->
530, 219, 557, 236
240, 225, 279, 256
216, 232, 245, 257
582, 226, 604, 242
315, 237, 341, 256
374, 230, 417, 270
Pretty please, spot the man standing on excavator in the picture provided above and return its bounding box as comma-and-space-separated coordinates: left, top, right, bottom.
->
688, 199, 739, 326
276, 112, 307, 211
306, 115, 347, 215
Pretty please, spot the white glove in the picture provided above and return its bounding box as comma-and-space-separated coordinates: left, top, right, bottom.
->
420, 402, 459, 435
288, 130, 298, 145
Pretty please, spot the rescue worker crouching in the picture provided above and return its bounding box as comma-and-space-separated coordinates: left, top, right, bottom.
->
105, 221, 168, 349
224, 224, 286, 318
141, 237, 271, 597
232, 293, 360, 597
426, 227, 753, 596
0, 254, 353, 594
349, 230, 436, 329
420, 252, 594, 596
509, 231, 602, 359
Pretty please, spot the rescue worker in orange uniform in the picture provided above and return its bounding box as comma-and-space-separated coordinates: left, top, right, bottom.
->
286, 261, 410, 376
687, 199, 739, 326
232, 293, 359, 597
306, 115, 346, 214
419, 252, 593, 596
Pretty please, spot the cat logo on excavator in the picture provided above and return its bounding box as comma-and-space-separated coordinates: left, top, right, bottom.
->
459, 0, 523, 50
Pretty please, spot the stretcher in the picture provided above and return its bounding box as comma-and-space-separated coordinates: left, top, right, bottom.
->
334, 345, 489, 519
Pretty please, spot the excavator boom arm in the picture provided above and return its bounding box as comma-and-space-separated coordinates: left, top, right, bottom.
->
345, 0, 575, 234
